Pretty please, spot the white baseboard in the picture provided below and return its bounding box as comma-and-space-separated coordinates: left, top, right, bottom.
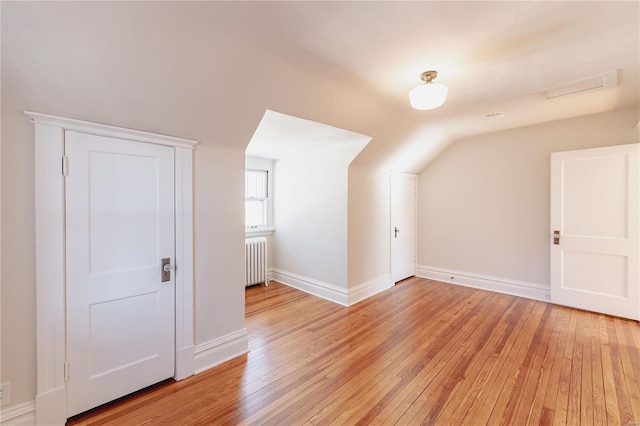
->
348, 275, 393, 306
271, 269, 392, 307
1, 401, 36, 426
271, 268, 349, 306
416, 265, 550, 302
193, 328, 249, 375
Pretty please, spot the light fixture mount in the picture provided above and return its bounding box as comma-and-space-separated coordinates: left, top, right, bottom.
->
420, 70, 438, 83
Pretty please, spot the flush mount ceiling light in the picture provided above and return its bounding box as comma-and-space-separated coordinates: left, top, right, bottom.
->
409, 70, 448, 110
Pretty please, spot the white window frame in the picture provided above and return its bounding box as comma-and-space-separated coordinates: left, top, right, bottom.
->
245, 157, 274, 236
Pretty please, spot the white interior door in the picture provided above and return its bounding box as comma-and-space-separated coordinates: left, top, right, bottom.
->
551, 143, 639, 320
391, 172, 417, 283
65, 131, 176, 417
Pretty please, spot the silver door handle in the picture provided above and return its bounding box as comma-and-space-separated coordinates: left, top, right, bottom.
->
161, 258, 174, 282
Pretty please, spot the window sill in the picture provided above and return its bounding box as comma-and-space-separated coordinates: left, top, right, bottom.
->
245, 228, 275, 237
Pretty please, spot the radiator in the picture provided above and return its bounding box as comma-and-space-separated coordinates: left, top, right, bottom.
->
245, 237, 268, 287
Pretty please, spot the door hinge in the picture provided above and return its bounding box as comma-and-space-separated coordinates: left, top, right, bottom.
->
64, 361, 70, 382
62, 156, 69, 176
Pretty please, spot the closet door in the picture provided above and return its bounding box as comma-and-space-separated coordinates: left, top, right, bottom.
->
391, 172, 417, 283
65, 131, 176, 416
551, 143, 639, 320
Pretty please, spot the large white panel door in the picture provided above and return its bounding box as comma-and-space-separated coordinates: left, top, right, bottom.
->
551, 143, 639, 320
391, 172, 417, 283
65, 131, 176, 417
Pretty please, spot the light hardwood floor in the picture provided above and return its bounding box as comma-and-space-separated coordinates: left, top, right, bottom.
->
68, 278, 640, 425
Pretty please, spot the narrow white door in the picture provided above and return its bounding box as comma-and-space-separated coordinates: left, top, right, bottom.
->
391, 172, 417, 283
551, 143, 639, 320
65, 131, 176, 417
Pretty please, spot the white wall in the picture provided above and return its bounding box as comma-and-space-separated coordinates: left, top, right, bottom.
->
273, 142, 366, 289
347, 165, 392, 287
417, 108, 640, 288
1, 112, 37, 407
0, 2, 407, 410
193, 144, 247, 346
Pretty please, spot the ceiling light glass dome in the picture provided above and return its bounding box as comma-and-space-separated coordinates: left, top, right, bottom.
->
409, 70, 448, 110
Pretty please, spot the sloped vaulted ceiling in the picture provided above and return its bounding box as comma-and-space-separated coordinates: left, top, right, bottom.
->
3, 1, 638, 173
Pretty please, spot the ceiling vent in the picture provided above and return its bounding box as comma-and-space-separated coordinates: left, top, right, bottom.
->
536, 70, 618, 99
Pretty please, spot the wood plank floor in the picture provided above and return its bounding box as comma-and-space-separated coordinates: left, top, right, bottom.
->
68, 278, 640, 425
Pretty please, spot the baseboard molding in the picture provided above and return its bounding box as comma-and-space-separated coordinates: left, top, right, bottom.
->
271, 268, 349, 306
271, 269, 393, 307
193, 328, 249, 375
417, 265, 550, 302
1, 401, 36, 426
348, 275, 393, 306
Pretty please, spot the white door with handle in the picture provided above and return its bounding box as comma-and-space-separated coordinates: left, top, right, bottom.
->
550, 143, 639, 320
391, 172, 417, 283
65, 131, 176, 416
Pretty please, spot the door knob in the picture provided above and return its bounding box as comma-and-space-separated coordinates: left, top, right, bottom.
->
161, 258, 174, 282
394, 227, 399, 238
553, 230, 560, 245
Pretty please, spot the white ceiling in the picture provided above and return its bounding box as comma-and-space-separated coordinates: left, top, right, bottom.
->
4, 1, 639, 173
239, 1, 639, 112
234, 1, 639, 169
246, 110, 372, 160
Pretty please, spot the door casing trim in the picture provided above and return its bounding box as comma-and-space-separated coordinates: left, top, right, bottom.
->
27, 111, 197, 425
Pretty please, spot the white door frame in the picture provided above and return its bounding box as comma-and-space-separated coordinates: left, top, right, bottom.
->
27, 111, 197, 425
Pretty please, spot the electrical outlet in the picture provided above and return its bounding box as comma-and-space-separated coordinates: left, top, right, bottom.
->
0, 382, 10, 407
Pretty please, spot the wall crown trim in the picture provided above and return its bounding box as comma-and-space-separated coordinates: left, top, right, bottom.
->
25, 111, 198, 149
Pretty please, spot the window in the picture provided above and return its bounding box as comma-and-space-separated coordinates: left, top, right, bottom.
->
245, 169, 269, 229
245, 157, 274, 235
